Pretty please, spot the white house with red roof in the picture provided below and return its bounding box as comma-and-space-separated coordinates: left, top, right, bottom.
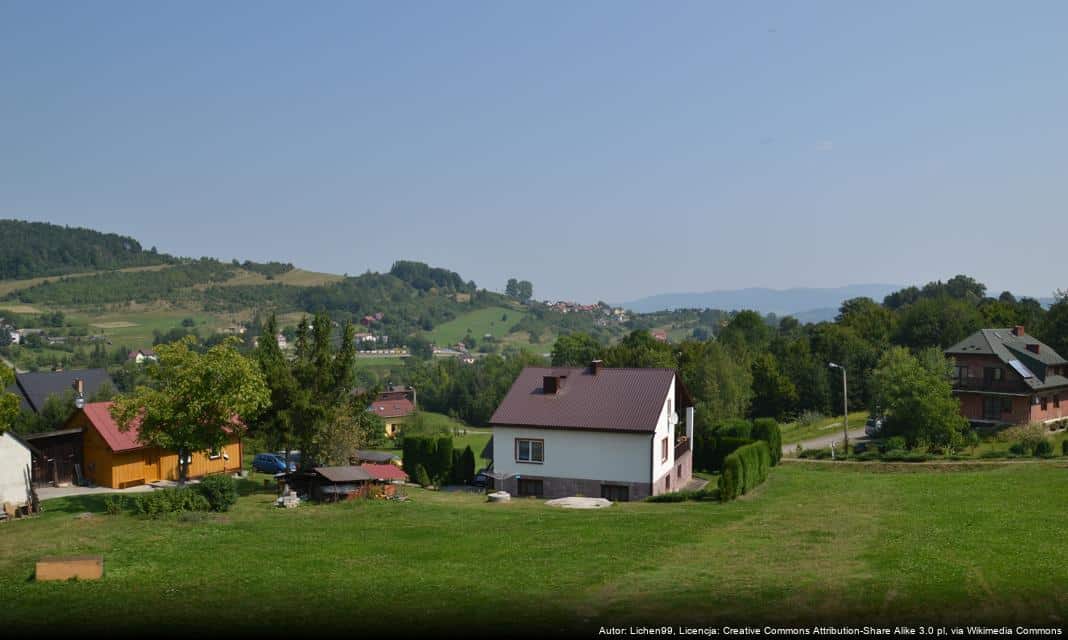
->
490, 361, 695, 501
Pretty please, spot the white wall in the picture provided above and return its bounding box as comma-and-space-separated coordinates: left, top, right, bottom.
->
651, 377, 676, 482
0, 433, 32, 507
493, 426, 653, 484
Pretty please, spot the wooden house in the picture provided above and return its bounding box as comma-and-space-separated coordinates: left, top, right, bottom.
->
66, 402, 243, 489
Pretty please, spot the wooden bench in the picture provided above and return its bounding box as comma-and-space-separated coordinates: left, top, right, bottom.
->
35, 555, 103, 581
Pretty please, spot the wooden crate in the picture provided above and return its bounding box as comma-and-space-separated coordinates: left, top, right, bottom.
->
35, 555, 103, 581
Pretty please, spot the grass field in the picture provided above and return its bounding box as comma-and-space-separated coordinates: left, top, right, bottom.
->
64, 309, 224, 348
781, 411, 870, 445
427, 305, 528, 346
3, 462, 1067, 634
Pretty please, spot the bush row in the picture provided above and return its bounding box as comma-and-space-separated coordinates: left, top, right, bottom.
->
645, 487, 719, 502
695, 418, 783, 472
103, 474, 238, 518
719, 441, 771, 502
402, 436, 453, 484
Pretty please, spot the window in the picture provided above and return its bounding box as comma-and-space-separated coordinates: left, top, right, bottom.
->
661, 437, 669, 462
984, 367, 1003, 383
666, 474, 671, 490
954, 366, 968, 381
1041, 396, 1048, 411
601, 484, 630, 502
1056, 395, 1061, 409
515, 438, 544, 463
983, 397, 1012, 420
677, 465, 682, 479
208, 447, 221, 460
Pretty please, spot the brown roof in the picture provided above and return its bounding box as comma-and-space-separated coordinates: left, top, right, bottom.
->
490, 366, 689, 433
371, 397, 414, 418
314, 466, 373, 483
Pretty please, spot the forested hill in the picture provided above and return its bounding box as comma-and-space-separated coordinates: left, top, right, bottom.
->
0, 219, 175, 280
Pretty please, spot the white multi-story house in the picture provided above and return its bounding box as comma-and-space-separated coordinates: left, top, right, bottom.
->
490, 361, 695, 501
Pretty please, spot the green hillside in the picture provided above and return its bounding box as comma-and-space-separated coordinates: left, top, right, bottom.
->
0, 219, 175, 280
426, 306, 528, 346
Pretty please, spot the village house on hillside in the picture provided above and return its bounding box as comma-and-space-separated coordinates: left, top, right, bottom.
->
946, 325, 1068, 425
127, 348, 157, 364
370, 386, 416, 438
489, 361, 695, 501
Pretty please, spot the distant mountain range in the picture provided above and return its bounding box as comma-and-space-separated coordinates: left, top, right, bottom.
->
621, 284, 905, 320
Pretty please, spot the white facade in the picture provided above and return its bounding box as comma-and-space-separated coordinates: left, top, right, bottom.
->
493, 376, 683, 486
0, 432, 33, 507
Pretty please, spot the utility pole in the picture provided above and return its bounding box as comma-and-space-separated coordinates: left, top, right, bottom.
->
829, 363, 848, 452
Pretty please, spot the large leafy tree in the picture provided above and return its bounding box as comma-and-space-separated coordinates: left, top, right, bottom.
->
286, 312, 358, 467
551, 332, 603, 366
749, 352, 798, 421
1040, 294, 1068, 359
870, 346, 967, 449
111, 336, 269, 483
0, 366, 19, 434
894, 296, 983, 349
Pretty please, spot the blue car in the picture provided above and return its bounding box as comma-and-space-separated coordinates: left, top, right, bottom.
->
252, 453, 289, 474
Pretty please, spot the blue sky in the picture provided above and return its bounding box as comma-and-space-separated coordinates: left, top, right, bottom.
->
2, 1, 1066, 302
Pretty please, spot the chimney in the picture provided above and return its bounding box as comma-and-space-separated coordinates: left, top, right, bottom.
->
542, 374, 566, 394
72, 378, 84, 396
590, 359, 604, 375
1013, 325, 1026, 337
1027, 343, 1040, 354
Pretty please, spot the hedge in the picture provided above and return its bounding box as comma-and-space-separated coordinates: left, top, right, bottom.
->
705, 436, 752, 472
751, 418, 782, 466
714, 418, 753, 440
718, 441, 771, 502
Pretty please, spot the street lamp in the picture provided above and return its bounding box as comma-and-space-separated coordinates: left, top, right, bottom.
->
828, 363, 848, 452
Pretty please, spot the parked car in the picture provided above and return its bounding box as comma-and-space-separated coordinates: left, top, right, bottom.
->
865, 416, 885, 437
278, 451, 301, 471
252, 453, 289, 474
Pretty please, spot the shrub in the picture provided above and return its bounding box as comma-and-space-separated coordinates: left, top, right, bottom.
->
103, 494, 125, 515
1063, 440, 1068, 456
132, 487, 212, 518
881, 449, 908, 461
853, 451, 880, 461
714, 418, 752, 440
1034, 440, 1053, 457
718, 441, 771, 502
198, 474, 238, 512
979, 450, 1004, 459
902, 451, 929, 462
704, 436, 753, 472
881, 436, 907, 453
414, 464, 431, 488
751, 418, 782, 466
1008, 442, 1029, 456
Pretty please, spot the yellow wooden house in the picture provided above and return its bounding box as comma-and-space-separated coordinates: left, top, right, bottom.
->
67, 402, 243, 489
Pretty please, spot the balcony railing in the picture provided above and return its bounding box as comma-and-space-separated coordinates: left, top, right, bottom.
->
675, 437, 691, 460
951, 378, 1030, 394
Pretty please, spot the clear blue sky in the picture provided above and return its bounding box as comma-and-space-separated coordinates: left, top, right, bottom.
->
3, 1, 1066, 302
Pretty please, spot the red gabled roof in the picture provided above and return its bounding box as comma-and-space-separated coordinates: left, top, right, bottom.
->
360, 463, 408, 481
490, 366, 688, 433
79, 401, 243, 453
82, 401, 144, 452
371, 397, 414, 418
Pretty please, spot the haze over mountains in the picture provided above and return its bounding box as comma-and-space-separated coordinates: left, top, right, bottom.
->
621, 284, 906, 321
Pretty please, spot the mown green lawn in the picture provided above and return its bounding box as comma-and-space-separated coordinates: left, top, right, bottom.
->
3, 462, 1067, 634
781, 411, 870, 445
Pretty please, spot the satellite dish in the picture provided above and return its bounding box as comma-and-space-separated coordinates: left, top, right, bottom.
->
74, 396, 86, 410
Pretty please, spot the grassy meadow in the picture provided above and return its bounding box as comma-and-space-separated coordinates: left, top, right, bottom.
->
426, 305, 528, 346
3, 462, 1067, 634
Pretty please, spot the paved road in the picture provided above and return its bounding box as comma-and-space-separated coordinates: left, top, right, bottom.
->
784, 426, 868, 456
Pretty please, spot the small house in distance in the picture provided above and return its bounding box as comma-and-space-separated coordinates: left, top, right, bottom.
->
946, 326, 1068, 425
66, 402, 243, 489
490, 361, 695, 501
127, 349, 157, 364
370, 386, 416, 438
